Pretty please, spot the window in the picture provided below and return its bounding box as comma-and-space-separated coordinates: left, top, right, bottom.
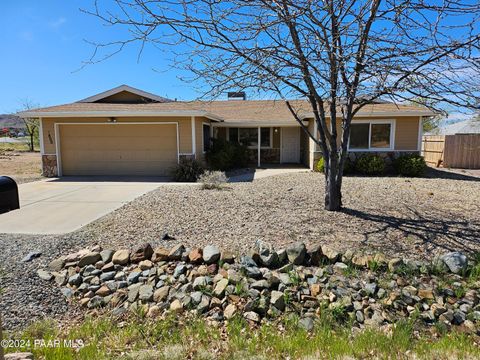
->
349, 124, 370, 149
370, 124, 391, 148
202, 124, 211, 152
228, 127, 272, 148
348, 121, 393, 150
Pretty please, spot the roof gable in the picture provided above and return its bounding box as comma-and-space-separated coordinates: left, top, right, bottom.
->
77, 85, 172, 104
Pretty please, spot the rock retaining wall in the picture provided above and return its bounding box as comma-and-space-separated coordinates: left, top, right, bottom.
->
38, 242, 479, 333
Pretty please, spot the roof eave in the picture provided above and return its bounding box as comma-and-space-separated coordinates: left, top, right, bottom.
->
76, 85, 171, 103
16, 110, 224, 122
300, 110, 437, 119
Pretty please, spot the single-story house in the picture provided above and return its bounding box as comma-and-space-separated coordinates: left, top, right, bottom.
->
18, 85, 435, 177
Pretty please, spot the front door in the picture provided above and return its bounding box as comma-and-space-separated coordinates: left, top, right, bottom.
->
281, 127, 300, 163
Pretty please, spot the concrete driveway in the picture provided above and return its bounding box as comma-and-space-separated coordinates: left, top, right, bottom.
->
0, 177, 170, 235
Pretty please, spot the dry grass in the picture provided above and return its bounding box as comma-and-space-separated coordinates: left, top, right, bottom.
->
0, 151, 42, 183
5, 313, 480, 359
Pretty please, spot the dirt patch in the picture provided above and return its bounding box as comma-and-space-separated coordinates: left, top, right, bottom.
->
0, 151, 42, 183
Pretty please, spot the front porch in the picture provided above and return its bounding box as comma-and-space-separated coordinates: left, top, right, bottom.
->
212, 125, 306, 167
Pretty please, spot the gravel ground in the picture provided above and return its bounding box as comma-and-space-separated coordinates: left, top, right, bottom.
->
1, 171, 479, 330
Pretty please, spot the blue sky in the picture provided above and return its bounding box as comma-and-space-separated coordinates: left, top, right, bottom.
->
0, 0, 199, 113
1, 1, 475, 122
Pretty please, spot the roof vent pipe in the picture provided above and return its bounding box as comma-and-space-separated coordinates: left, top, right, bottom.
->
227, 92, 246, 100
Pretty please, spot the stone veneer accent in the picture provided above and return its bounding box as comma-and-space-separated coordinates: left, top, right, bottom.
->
42, 155, 58, 177
179, 154, 195, 161
312, 151, 420, 169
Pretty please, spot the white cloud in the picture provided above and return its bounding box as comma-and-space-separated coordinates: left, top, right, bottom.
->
19, 31, 33, 41
49, 17, 67, 29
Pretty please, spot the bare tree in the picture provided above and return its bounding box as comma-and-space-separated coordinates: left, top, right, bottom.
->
85, 0, 480, 211
18, 99, 40, 152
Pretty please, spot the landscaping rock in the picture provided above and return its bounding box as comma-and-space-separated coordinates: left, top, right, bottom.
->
203, 245, 221, 264
139, 260, 153, 270
36, 243, 480, 335
152, 247, 170, 262
307, 244, 323, 266
154, 286, 170, 302
21, 251, 41, 262
168, 244, 185, 260
213, 278, 229, 298
440, 252, 468, 274
388, 258, 403, 272
130, 243, 154, 263
270, 291, 285, 311
224, 304, 237, 319
78, 252, 101, 268
48, 257, 65, 271
100, 249, 114, 263
286, 242, 306, 265
139, 285, 154, 302
188, 248, 203, 263
221, 251, 235, 264
322, 246, 340, 263
37, 269, 53, 281
170, 299, 184, 313
244, 311, 261, 323
298, 317, 314, 331
112, 250, 130, 265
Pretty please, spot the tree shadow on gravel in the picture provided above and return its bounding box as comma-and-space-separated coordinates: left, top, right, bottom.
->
424, 167, 480, 182
343, 207, 480, 255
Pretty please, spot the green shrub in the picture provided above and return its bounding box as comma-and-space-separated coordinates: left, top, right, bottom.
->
393, 154, 426, 177
206, 139, 249, 171
342, 158, 354, 175
315, 157, 325, 172
355, 154, 385, 175
173, 158, 204, 182
197, 170, 228, 190
315, 157, 354, 175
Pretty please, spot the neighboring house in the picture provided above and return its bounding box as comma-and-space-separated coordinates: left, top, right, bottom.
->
433, 118, 480, 135
18, 85, 434, 177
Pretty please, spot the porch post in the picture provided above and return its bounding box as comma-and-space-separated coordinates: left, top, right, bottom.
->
257, 126, 261, 168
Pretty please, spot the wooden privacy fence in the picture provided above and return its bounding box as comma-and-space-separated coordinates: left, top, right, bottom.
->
422, 135, 445, 167
422, 134, 480, 169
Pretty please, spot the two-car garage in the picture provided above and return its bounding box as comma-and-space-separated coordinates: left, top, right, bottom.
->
57, 123, 179, 176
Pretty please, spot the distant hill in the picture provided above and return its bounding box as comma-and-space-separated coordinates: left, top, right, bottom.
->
0, 114, 24, 129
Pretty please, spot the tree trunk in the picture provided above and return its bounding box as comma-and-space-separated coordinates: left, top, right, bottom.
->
29, 132, 34, 152
324, 156, 342, 211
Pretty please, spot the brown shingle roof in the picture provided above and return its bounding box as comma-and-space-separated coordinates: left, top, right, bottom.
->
18, 100, 435, 122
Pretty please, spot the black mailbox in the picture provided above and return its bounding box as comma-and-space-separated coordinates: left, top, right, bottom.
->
0, 176, 20, 214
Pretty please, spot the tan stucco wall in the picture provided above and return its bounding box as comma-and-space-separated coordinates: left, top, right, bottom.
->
41, 116, 193, 155
394, 116, 420, 150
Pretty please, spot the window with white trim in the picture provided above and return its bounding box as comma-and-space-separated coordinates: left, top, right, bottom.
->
227, 127, 272, 148
348, 121, 394, 151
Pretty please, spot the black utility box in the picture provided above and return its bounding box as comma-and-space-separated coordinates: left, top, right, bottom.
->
0, 176, 20, 214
